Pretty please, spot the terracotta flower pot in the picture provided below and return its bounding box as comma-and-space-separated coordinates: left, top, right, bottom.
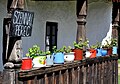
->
72, 49, 83, 60
89, 49, 96, 58
107, 48, 112, 55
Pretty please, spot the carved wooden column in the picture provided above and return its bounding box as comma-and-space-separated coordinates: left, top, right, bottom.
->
112, 1, 120, 58
3, 0, 24, 69
112, 1, 119, 39
2, 0, 24, 83
76, 0, 87, 43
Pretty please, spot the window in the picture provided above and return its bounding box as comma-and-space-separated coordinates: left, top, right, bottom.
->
45, 22, 58, 52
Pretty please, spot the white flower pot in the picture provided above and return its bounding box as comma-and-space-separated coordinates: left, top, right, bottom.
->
64, 52, 75, 62
32, 56, 46, 67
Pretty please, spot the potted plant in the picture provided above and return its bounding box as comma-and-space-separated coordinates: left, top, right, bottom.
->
101, 40, 112, 56
102, 40, 113, 56
22, 45, 41, 69
111, 38, 118, 54
52, 46, 64, 64
45, 50, 54, 66
72, 38, 89, 60
26, 45, 41, 58
89, 44, 98, 58
21, 45, 40, 70
26, 45, 46, 67
95, 42, 102, 56
63, 46, 75, 62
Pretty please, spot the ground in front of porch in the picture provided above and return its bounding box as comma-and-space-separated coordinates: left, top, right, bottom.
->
118, 59, 120, 83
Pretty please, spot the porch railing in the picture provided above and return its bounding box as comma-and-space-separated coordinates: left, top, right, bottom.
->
1, 56, 118, 84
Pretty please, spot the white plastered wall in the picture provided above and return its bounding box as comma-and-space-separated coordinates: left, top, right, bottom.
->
86, 1, 112, 45
0, 0, 113, 71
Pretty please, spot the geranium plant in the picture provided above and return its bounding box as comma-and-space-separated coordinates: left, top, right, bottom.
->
73, 38, 89, 49
26, 45, 52, 58
62, 46, 72, 53
111, 38, 117, 47
26, 45, 41, 58
52, 46, 64, 53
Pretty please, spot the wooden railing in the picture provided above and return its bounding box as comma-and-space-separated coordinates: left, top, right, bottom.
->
1, 56, 118, 84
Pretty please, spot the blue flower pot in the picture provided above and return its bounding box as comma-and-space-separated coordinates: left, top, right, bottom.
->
112, 46, 117, 54
101, 49, 107, 56
96, 48, 102, 56
46, 55, 54, 66
53, 52, 64, 64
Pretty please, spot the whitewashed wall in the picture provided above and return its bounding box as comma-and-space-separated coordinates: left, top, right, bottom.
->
0, 0, 112, 71
22, 1, 77, 54
86, 1, 112, 45
0, 0, 7, 71
0, 1, 77, 71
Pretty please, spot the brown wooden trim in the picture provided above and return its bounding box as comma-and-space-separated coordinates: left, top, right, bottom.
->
18, 56, 118, 78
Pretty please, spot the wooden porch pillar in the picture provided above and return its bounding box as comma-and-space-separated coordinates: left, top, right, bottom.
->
76, 0, 87, 43
3, 0, 24, 68
2, 0, 24, 83
112, 2, 119, 39
112, 1, 120, 58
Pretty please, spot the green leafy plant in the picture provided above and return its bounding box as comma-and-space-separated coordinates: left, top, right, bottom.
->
90, 42, 101, 49
96, 42, 101, 48
90, 44, 97, 49
26, 45, 42, 58
45, 50, 51, 55
52, 46, 64, 53
102, 38, 117, 48
102, 40, 112, 48
73, 38, 89, 49
111, 38, 117, 47
26, 45, 51, 58
63, 46, 72, 53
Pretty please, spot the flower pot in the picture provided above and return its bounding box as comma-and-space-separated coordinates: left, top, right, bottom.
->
101, 49, 107, 56
89, 49, 96, 58
53, 52, 64, 64
32, 55, 46, 67
107, 48, 112, 55
46, 55, 54, 66
96, 48, 102, 56
72, 49, 83, 60
21, 57, 32, 70
112, 46, 117, 54
64, 52, 75, 62
85, 51, 91, 58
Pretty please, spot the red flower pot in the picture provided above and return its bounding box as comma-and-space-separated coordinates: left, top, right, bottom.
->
21, 58, 32, 70
107, 48, 112, 55
89, 49, 96, 58
72, 49, 83, 60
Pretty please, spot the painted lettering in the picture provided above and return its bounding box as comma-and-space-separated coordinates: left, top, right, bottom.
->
10, 10, 34, 37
